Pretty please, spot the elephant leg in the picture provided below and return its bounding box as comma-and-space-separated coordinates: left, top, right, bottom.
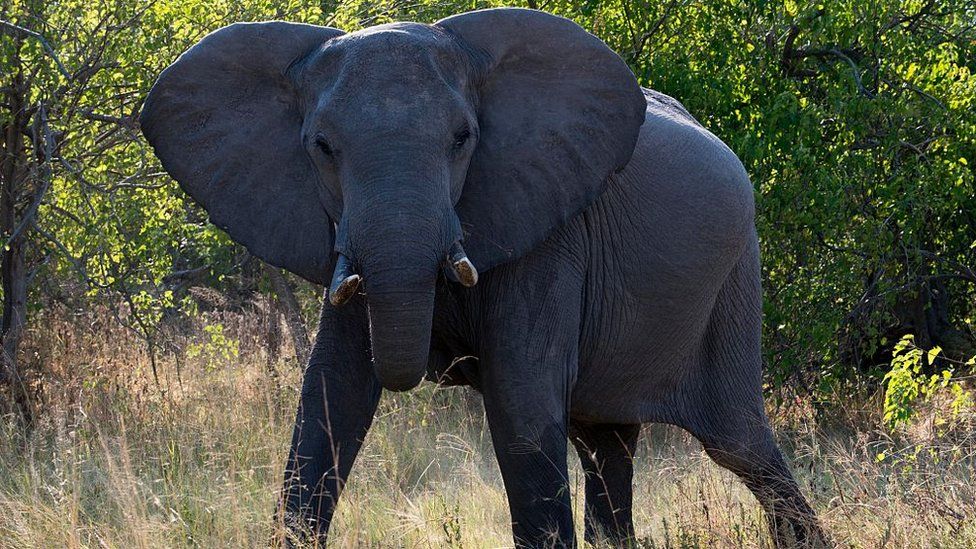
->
278, 294, 381, 545
698, 426, 826, 548
478, 262, 585, 547
690, 240, 827, 548
483, 381, 574, 548
569, 421, 641, 546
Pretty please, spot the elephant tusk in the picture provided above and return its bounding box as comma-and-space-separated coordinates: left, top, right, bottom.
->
446, 241, 478, 288
329, 253, 362, 307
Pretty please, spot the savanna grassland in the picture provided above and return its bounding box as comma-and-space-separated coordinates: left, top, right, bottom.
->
2, 0, 976, 547
0, 306, 973, 548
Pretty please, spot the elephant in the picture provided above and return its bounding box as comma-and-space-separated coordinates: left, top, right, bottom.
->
140, 8, 828, 547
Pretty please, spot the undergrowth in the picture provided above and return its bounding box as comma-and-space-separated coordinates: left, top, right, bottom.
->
0, 306, 974, 548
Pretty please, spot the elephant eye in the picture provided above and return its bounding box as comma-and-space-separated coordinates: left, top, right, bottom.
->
315, 134, 334, 157
452, 128, 471, 151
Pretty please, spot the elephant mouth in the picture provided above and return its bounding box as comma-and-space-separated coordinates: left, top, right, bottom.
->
328, 240, 478, 392
329, 240, 477, 308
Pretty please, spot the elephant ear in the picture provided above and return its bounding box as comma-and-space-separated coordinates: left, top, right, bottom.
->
140, 22, 344, 285
436, 9, 646, 270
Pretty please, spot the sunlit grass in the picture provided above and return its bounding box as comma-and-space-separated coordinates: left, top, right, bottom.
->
1, 308, 974, 547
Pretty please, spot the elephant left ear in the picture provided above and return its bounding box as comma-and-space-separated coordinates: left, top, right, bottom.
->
436, 8, 646, 271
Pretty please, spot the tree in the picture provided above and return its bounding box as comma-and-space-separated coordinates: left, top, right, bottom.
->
0, 0, 328, 422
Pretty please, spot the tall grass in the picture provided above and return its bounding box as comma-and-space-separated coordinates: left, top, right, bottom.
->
0, 305, 973, 547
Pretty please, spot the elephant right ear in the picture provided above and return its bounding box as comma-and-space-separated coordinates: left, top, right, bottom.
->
140, 22, 344, 285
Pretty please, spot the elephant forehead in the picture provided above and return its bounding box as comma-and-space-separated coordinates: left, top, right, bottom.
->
305, 29, 471, 135
322, 82, 462, 140
307, 23, 463, 83
346, 22, 448, 42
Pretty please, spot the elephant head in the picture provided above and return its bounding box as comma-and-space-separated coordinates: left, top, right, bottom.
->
140, 8, 645, 392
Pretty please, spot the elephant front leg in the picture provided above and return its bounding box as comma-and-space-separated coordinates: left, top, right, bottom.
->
484, 382, 574, 547
278, 294, 381, 544
477, 265, 584, 547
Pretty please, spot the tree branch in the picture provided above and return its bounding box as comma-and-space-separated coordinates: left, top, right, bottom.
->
0, 20, 71, 80
6, 104, 54, 247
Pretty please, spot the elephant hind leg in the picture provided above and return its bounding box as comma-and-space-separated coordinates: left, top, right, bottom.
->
689, 238, 828, 547
569, 421, 641, 546
697, 426, 828, 548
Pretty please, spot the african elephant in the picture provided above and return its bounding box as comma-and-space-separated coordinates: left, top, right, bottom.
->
140, 8, 827, 547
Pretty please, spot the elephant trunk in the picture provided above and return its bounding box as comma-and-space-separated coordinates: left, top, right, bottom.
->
366, 286, 436, 391
341, 180, 460, 392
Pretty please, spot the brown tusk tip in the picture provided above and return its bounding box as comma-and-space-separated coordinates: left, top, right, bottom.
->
452, 257, 478, 287
329, 274, 361, 307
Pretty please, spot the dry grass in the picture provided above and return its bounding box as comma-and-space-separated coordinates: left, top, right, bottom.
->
1, 305, 974, 548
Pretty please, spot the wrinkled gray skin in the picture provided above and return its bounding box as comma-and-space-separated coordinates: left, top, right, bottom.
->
141, 8, 827, 548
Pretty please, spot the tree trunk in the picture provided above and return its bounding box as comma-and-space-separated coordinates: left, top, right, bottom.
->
265, 264, 311, 366
0, 40, 33, 427
266, 293, 282, 368
264, 290, 283, 415
1, 240, 30, 424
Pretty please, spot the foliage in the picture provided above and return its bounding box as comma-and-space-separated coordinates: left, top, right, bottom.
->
2, 0, 974, 410
186, 323, 240, 371
882, 334, 973, 429
2, 0, 328, 329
